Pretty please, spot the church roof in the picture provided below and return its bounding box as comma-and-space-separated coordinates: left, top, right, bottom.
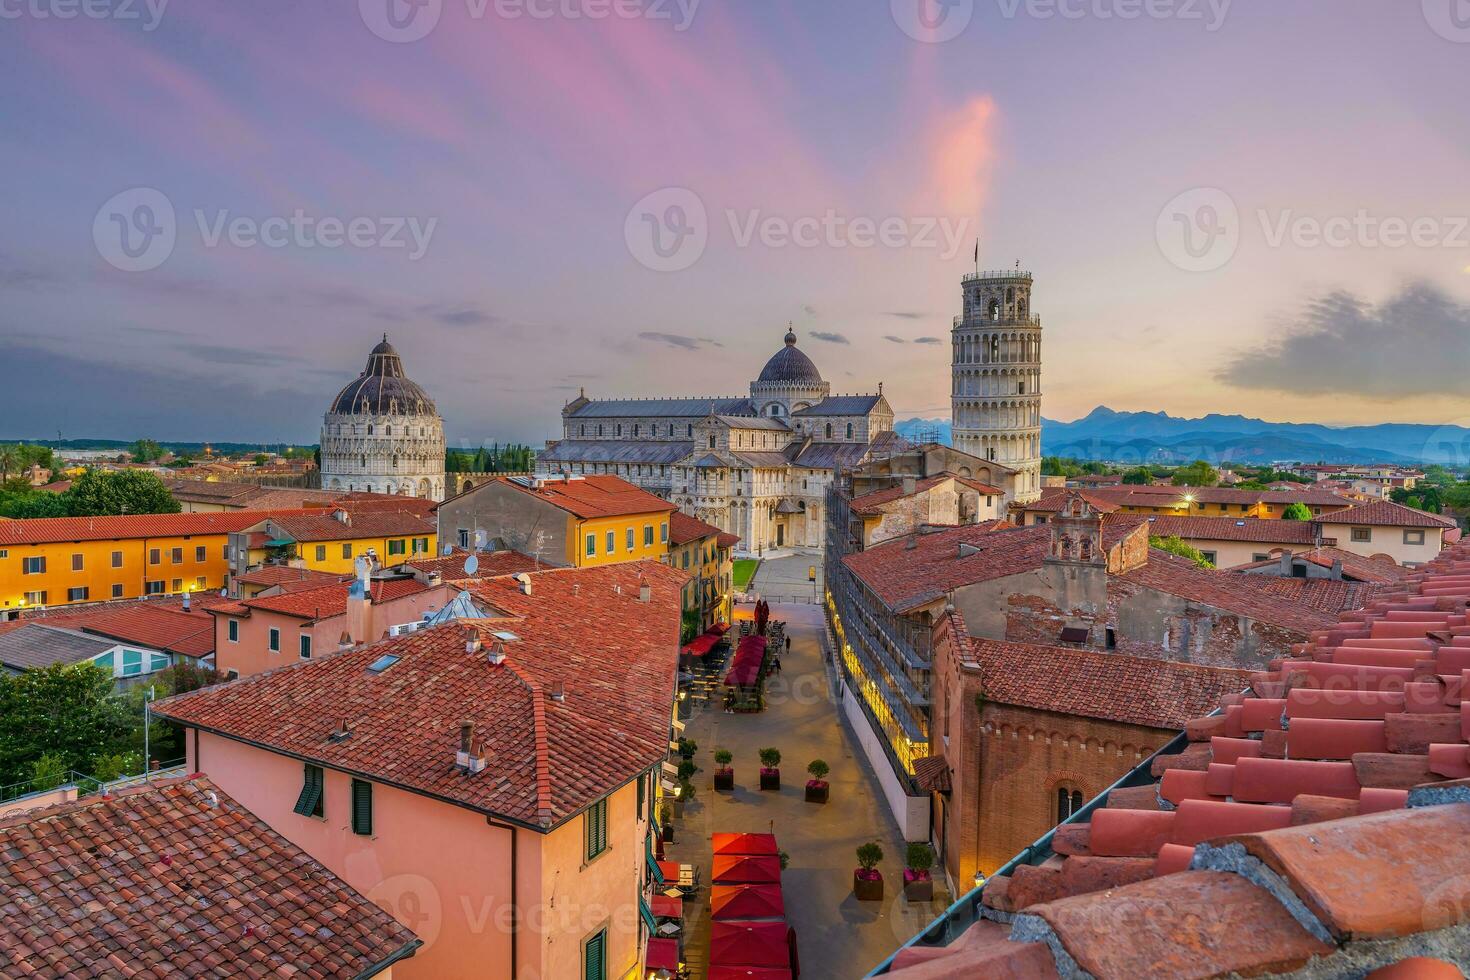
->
792, 394, 886, 417
539, 440, 693, 465
565, 397, 755, 418
328, 335, 437, 416
718, 415, 790, 430
755, 330, 824, 386
789, 441, 875, 470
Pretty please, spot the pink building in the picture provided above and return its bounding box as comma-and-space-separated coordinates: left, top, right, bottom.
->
156, 560, 687, 979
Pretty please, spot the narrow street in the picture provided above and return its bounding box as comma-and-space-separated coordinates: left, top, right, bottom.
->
665, 595, 938, 980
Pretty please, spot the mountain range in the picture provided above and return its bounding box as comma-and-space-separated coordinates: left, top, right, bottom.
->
894, 408, 1470, 466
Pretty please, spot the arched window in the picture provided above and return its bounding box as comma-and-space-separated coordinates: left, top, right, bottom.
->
616, 424, 623, 436
845, 422, 853, 439
687, 424, 693, 436
633, 424, 639, 437
825, 423, 833, 438
709, 435, 716, 449
988, 298, 999, 321
1056, 787, 1084, 824
367, 424, 375, 435
580, 424, 586, 436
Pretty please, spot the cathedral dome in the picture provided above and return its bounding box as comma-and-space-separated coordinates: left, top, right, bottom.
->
329, 335, 437, 416
756, 329, 823, 386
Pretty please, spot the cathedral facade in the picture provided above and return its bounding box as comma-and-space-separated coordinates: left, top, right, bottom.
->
537, 330, 905, 553
320, 337, 447, 501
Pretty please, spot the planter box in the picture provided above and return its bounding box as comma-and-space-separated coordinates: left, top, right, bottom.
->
759, 768, 780, 791
804, 780, 828, 804
853, 871, 884, 902
903, 871, 933, 903
714, 769, 735, 791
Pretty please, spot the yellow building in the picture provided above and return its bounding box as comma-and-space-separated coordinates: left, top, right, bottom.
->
436, 474, 674, 569
229, 510, 438, 576
0, 510, 312, 613
666, 511, 738, 629
1018, 485, 1358, 524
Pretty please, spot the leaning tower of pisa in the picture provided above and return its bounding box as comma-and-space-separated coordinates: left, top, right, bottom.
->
951, 266, 1043, 503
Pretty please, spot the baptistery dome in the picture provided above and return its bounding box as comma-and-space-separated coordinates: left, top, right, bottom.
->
320, 336, 446, 501
756, 329, 824, 386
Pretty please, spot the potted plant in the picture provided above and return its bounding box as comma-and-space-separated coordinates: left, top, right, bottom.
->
677, 737, 697, 760
660, 810, 675, 844
854, 841, 884, 901
904, 842, 935, 902
714, 749, 735, 791
758, 748, 781, 791
778, 850, 790, 870
677, 759, 698, 784
805, 759, 830, 804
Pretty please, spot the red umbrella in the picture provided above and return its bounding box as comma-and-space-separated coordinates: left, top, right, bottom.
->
713, 832, 779, 856
712, 883, 785, 921
645, 937, 680, 972
709, 921, 790, 968
708, 969, 792, 980
712, 854, 782, 884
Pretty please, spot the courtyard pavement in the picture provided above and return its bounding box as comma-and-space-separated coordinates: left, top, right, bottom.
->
747, 554, 825, 605
664, 601, 941, 980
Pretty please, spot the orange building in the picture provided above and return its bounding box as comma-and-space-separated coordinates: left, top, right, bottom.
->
155, 560, 688, 980
0, 510, 323, 615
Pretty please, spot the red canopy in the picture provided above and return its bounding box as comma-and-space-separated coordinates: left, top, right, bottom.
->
712, 883, 785, 921
645, 937, 680, 971
713, 832, 779, 856
712, 853, 782, 884
709, 921, 790, 969
724, 635, 767, 686
709, 622, 730, 636
708, 969, 791, 980
650, 895, 683, 918
682, 634, 718, 657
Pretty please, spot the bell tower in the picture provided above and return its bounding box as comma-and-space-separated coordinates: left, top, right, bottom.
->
951, 264, 1042, 502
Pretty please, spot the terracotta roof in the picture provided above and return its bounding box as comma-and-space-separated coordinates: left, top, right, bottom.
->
669, 511, 735, 547
1118, 551, 1351, 635
263, 510, 436, 542
1315, 499, 1457, 529
849, 474, 1000, 515
960, 633, 1249, 730
401, 548, 543, 580
233, 565, 349, 589
156, 561, 686, 830
1029, 485, 1354, 511
1132, 514, 1324, 544
230, 576, 433, 621
883, 531, 1470, 978
0, 775, 420, 977
912, 755, 952, 793
1227, 547, 1412, 585
491, 475, 677, 519
0, 509, 325, 547
843, 521, 1116, 613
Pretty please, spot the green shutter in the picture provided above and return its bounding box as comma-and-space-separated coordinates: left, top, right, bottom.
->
293, 764, 323, 817
583, 930, 606, 980
351, 779, 373, 835
646, 833, 665, 885
584, 797, 608, 861
639, 896, 656, 936
637, 771, 645, 819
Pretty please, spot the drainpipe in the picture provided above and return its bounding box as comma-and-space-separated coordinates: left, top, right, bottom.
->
486, 816, 518, 977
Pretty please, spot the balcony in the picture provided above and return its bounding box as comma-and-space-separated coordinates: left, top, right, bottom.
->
952, 314, 1042, 329
961, 269, 1032, 283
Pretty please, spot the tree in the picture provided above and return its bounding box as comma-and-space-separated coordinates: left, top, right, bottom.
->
1171, 460, 1220, 487
0, 445, 17, 482
64, 470, 181, 516
1150, 534, 1213, 568
0, 663, 132, 785
1121, 467, 1152, 485
253, 453, 270, 467
1281, 502, 1313, 521
128, 438, 164, 463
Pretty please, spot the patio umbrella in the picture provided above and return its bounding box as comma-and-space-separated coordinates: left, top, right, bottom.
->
709, 921, 790, 969
645, 937, 680, 972
713, 832, 779, 856
708, 969, 792, 980
712, 883, 785, 921
712, 853, 782, 884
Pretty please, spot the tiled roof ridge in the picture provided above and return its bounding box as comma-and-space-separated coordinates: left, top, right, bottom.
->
0, 772, 204, 832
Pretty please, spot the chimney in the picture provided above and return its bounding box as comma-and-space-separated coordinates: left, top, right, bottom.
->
1279, 551, 1293, 576
346, 579, 371, 646
638, 576, 652, 603
466, 738, 488, 774
464, 625, 482, 655
333, 508, 350, 525
338, 630, 354, 652
1330, 559, 1343, 580
182, 591, 191, 611
328, 718, 351, 743
516, 572, 533, 596
958, 542, 982, 559
549, 679, 566, 701
905, 532, 919, 550
456, 721, 474, 770
902, 476, 917, 496
487, 639, 507, 665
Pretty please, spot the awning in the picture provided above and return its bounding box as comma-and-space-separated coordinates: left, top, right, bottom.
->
709, 921, 790, 969
711, 883, 785, 921
682, 634, 718, 657
646, 937, 680, 972
264, 538, 295, 547
712, 832, 779, 856
650, 895, 683, 919
711, 854, 781, 885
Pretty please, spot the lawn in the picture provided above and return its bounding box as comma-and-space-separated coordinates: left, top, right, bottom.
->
732, 558, 759, 591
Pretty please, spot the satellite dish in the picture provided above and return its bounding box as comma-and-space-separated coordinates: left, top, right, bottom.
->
463, 554, 479, 576
474, 529, 488, 549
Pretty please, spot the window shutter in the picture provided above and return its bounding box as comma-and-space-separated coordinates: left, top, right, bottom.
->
583, 930, 606, 980
293, 764, 324, 817
637, 771, 645, 819
351, 779, 373, 835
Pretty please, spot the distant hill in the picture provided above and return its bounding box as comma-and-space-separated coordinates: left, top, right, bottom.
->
896, 408, 1470, 465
